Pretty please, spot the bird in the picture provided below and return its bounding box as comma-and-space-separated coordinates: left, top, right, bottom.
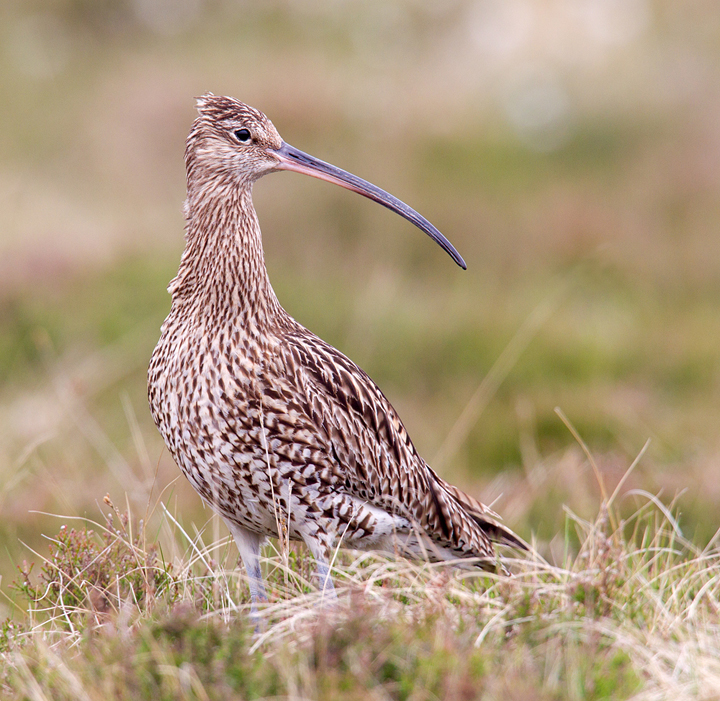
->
148, 94, 526, 607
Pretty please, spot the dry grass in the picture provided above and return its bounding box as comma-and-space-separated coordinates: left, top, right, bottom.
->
2, 439, 719, 700
1, 2, 720, 697
0, 255, 718, 697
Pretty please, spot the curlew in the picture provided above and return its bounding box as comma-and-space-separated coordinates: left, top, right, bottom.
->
148, 95, 526, 607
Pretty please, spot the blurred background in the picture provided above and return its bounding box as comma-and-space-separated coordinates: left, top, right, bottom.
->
1, 0, 719, 608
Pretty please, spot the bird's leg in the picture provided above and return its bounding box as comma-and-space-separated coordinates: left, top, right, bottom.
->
315, 558, 336, 600
302, 536, 337, 601
223, 519, 267, 624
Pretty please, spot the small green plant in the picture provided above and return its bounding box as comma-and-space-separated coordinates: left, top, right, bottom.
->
13, 498, 177, 631
0, 481, 717, 700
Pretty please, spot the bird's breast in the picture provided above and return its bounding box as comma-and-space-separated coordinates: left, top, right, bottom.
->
151, 312, 272, 447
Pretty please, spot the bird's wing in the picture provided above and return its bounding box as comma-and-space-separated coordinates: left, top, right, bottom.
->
261, 324, 523, 558
267, 326, 424, 503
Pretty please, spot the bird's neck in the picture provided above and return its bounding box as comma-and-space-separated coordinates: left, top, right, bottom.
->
169, 185, 285, 328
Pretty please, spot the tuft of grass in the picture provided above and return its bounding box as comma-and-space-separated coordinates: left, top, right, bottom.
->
12, 498, 178, 637
1, 472, 718, 699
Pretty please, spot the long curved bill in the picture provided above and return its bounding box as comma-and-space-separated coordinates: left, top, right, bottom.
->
272, 141, 467, 270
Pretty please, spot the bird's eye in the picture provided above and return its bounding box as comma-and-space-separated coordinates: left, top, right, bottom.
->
234, 128, 251, 143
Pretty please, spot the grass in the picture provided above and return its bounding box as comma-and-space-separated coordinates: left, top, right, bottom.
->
1, 2, 720, 695
1, 464, 718, 700
1, 122, 718, 697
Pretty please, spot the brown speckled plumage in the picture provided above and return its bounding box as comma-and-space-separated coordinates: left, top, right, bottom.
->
148, 95, 525, 604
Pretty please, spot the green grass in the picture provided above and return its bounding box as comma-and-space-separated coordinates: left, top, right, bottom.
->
0, 252, 717, 569
1, 2, 720, 695
1, 482, 716, 700
420, 119, 652, 196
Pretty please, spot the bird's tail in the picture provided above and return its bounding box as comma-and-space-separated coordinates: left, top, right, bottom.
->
436, 477, 529, 552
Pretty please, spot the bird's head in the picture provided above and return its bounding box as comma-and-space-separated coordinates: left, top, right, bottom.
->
187, 94, 284, 186
186, 93, 466, 269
